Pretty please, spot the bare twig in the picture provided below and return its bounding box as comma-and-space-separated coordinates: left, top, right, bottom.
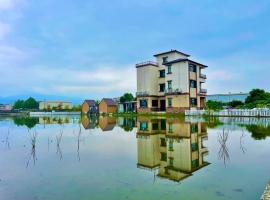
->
218, 128, 230, 167
77, 124, 82, 161
240, 130, 247, 154
56, 129, 63, 160
26, 130, 38, 168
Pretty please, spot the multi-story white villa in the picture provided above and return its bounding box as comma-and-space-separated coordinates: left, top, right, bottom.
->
136, 49, 207, 113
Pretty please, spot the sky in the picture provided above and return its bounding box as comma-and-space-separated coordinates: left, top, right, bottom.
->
0, 0, 270, 102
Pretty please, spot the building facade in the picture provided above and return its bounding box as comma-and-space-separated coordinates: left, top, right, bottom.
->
82, 100, 98, 115
99, 98, 117, 114
136, 50, 207, 113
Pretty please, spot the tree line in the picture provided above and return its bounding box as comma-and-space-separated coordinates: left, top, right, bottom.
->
207, 89, 270, 111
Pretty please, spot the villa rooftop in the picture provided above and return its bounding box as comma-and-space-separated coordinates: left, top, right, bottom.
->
153, 49, 190, 57
164, 58, 208, 68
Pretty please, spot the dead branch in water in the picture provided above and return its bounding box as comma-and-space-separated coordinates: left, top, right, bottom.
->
26, 130, 38, 168
218, 128, 230, 167
240, 130, 247, 154
77, 124, 82, 161
56, 129, 63, 160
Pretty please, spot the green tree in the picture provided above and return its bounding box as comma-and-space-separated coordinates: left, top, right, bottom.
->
245, 89, 268, 104
120, 93, 134, 103
23, 97, 39, 109
228, 100, 244, 108
206, 100, 223, 111
13, 100, 25, 110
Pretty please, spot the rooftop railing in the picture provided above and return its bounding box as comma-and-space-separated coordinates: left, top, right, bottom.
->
165, 88, 182, 95
136, 91, 150, 97
200, 89, 207, 94
136, 61, 158, 67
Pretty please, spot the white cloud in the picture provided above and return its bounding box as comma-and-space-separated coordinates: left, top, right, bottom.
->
0, 0, 22, 10
0, 65, 137, 97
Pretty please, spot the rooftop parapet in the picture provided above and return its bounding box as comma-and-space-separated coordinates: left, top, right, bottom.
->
135, 61, 158, 68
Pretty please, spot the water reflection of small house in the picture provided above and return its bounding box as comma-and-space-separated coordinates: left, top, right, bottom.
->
136, 117, 209, 182
81, 115, 98, 130
99, 116, 116, 131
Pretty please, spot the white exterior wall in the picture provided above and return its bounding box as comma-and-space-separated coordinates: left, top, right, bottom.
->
137, 65, 158, 95
155, 52, 188, 65
166, 62, 189, 93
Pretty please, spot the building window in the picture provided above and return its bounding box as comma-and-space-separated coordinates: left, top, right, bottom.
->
140, 122, 148, 131
189, 64, 197, 72
191, 159, 199, 169
162, 56, 168, 63
190, 98, 197, 107
152, 123, 159, 130
169, 157, 174, 166
140, 99, 148, 108
191, 124, 198, 133
168, 123, 173, 133
152, 100, 158, 107
161, 152, 167, 161
168, 98, 172, 107
167, 80, 172, 90
167, 65, 172, 74
190, 80, 197, 88
160, 138, 166, 147
159, 70, 165, 78
169, 140, 174, 151
191, 143, 198, 151
161, 119, 166, 130
159, 84, 165, 92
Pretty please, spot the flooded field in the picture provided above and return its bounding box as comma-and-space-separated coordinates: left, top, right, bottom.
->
0, 115, 270, 200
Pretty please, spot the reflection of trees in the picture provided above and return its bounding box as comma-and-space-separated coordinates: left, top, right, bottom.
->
218, 128, 230, 166
245, 125, 270, 140
204, 116, 223, 129
26, 130, 38, 168
56, 129, 63, 160
13, 117, 39, 129
120, 118, 136, 132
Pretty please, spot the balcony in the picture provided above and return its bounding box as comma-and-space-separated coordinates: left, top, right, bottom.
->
200, 73, 207, 79
136, 61, 158, 68
200, 89, 207, 94
165, 88, 182, 95
136, 91, 150, 97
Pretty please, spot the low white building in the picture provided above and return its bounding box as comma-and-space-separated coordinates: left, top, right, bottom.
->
0, 104, 12, 111
39, 101, 73, 110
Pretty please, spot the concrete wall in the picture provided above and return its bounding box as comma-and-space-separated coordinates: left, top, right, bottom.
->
137, 65, 158, 96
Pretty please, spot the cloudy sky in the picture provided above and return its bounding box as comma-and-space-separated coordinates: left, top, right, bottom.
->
0, 0, 270, 101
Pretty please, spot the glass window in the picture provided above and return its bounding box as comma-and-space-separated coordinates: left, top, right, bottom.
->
160, 138, 166, 147
169, 123, 173, 133
159, 84, 165, 92
140, 122, 148, 131
162, 57, 168, 63
191, 143, 198, 151
190, 80, 197, 88
161, 119, 166, 130
191, 124, 198, 133
167, 80, 172, 90
140, 99, 148, 108
190, 98, 197, 107
191, 159, 199, 169
159, 70, 165, 78
189, 64, 197, 72
169, 140, 173, 151
169, 157, 174, 166
167, 65, 172, 74
152, 123, 159, 130
161, 152, 167, 161
152, 100, 158, 107
168, 98, 172, 107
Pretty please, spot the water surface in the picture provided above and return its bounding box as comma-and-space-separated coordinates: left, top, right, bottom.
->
0, 115, 270, 200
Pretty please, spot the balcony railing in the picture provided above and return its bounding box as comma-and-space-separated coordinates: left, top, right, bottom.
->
200, 73, 207, 79
165, 88, 182, 95
136, 61, 158, 68
136, 91, 150, 97
200, 89, 207, 94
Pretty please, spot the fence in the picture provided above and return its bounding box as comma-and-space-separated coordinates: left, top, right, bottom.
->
185, 109, 270, 117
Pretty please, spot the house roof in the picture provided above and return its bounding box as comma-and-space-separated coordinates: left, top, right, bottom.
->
84, 100, 96, 106
163, 58, 208, 68
101, 98, 117, 106
153, 49, 190, 57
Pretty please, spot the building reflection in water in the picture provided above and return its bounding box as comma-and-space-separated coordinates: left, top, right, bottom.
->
136, 117, 210, 182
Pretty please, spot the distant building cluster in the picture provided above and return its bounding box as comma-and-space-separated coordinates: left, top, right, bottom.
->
0, 104, 12, 111
39, 101, 73, 110
207, 93, 248, 103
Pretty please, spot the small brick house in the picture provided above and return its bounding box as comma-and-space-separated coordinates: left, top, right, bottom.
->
99, 98, 117, 114
82, 100, 98, 115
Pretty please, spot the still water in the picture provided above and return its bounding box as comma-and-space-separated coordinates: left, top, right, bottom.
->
0, 115, 270, 200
